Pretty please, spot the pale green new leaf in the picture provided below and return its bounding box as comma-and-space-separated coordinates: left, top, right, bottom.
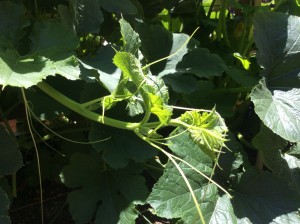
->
180, 110, 227, 160
113, 52, 145, 87
148, 93, 172, 125
251, 80, 300, 142
60, 152, 148, 224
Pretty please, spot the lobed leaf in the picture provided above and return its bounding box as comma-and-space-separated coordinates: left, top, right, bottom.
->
251, 80, 300, 142
148, 130, 236, 223
60, 152, 148, 224
180, 110, 227, 160
0, 22, 80, 88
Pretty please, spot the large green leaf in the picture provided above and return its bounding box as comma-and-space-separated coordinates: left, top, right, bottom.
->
148, 131, 236, 223
60, 152, 148, 224
231, 169, 300, 223
0, 22, 80, 88
0, 187, 10, 224
183, 80, 237, 117
0, 1, 29, 47
89, 122, 157, 168
136, 23, 226, 79
251, 80, 300, 142
253, 11, 300, 89
0, 126, 22, 176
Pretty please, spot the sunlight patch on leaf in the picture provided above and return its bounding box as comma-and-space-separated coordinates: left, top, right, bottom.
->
251, 80, 300, 142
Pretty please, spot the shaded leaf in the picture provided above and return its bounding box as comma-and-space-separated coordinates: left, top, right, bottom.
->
79, 45, 121, 93
69, 0, 103, 35
250, 80, 300, 142
136, 23, 198, 76
0, 1, 29, 46
226, 67, 259, 87
176, 48, 227, 78
89, 122, 157, 168
163, 74, 198, 94
183, 80, 237, 117
231, 169, 300, 224
60, 152, 148, 224
99, 0, 137, 15
253, 11, 300, 89
0, 126, 22, 176
0, 187, 10, 224
136, 23, 226, 78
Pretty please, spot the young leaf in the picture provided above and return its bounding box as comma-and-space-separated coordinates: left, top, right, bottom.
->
180, 110, 227, 160
148, 93, 172, 125
60, 152, 148, 224
113, 52, 145, 87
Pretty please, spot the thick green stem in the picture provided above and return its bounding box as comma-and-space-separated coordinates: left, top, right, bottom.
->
37, 82, 139, 130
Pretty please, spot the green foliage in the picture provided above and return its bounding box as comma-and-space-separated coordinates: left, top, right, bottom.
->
1, 0, 300, 223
